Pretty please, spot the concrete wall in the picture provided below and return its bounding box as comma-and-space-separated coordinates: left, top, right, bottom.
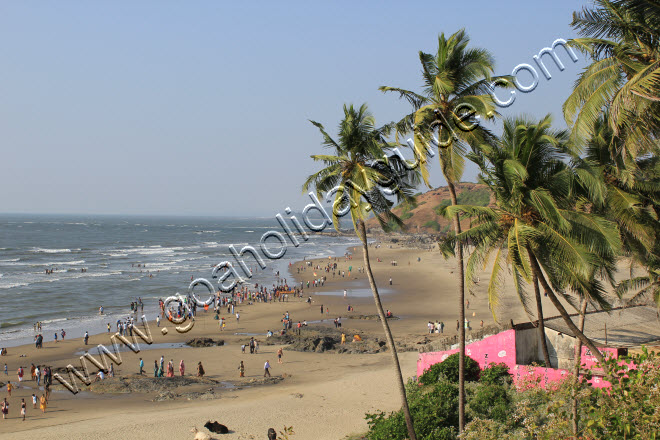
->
515, 327, 563, 368
544, 328, 577, 370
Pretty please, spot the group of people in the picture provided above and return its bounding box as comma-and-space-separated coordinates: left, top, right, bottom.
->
1, 363, 53, 421
149, 356, 205, 378
427, 321, 445, 334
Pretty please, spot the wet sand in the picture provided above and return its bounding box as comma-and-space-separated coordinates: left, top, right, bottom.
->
0, 241, 537, 439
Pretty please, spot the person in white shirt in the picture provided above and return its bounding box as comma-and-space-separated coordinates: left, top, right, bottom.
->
95, 370, 105, 381
264, 360, 271, 377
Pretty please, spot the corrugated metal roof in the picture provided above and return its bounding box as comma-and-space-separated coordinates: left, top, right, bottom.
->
540, 305, 660, 347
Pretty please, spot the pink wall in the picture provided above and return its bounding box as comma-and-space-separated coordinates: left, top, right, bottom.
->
417, 330, 614, 389
511, 365, 611, 390
417, 330, 517, 377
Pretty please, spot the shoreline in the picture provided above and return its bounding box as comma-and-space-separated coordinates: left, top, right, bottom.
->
0, 238, 538, 439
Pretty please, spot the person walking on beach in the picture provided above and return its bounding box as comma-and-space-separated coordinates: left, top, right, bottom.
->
238, 361, 245, 377
20, 398, 25, 421
35, 366, 40, 386
153, 360, 158, 377
197, 361, 205, 377
17, 366, 23, 385
6, 381, 12, 397
84, 331, 89, 345
264, 360, 271, 377
389, 277, 392, 285
179, 360, 185, 376
139, 358, 144, 375
3, 364, 6, 375
1, 398, 7, 419
277, 348, 283, 364
54, 332, 58, 343
31, 394, 37, 410
39, 394, 46, 413
235, 312, 240, 324
320, 304, 323, 315
167, 360, 174, 377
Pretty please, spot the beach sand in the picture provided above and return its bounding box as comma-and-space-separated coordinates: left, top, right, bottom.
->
0, 242, 547, 439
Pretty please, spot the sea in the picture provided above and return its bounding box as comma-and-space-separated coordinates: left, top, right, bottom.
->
0, 214, 361, 347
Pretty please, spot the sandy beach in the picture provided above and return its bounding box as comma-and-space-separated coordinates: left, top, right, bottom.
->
0, 241, 538, 439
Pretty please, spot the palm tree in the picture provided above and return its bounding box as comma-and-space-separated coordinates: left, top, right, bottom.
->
441, 115, 622, 366
564, 0, 660, 158
303, 103, 419, 440
379, 29, 507, 432
573, 115, 660, 306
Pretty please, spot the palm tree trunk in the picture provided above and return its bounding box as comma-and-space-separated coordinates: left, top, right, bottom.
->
527, 251, 606, 366
447, 180, 466, 433
572, 298, 588, 437
358, 220, 417, 440
533, 273, 552, 367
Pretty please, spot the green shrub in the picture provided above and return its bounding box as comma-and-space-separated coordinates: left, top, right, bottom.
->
366, 379, 458, 440
419, 353, 480, 384
433, 188, 490, 216
457, 187, 490, 206
423, 220, 441, 231
400, 211, 414, 220
433, 200, 452, 215
468, 384, 512, 423
479, 362, 512, 386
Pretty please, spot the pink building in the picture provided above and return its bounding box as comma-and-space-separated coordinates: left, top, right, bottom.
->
417, 306, 660, 389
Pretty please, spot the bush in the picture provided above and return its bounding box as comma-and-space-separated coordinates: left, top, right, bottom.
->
434, 200, 452, 215
456, 187, 490, 206
468, 384, 512, 423
423, 220, 441, 231
419, 353, 480, 385
479, 362, 512, 386
400, 211, 414, 220
366, 379, 458, 440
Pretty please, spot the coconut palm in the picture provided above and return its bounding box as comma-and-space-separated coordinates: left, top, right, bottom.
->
571, 114, 660, 308
303, 103, 419, 440
564, 0, 660, 158
441, 115, 622, 365
379, 29, 509, 432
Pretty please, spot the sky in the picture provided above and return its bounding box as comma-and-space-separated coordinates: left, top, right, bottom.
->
0, 0, 591, 217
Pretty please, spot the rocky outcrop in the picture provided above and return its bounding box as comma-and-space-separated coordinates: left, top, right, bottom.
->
186, 338, 225, 347
263, 326, 416, 354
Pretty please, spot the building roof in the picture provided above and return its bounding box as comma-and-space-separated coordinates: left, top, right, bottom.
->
524, 305, 660, 348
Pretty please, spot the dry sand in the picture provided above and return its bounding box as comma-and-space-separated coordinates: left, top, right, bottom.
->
0, 242, 550, 439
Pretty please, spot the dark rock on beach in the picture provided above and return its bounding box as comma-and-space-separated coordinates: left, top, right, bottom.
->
186, 338, 224, 347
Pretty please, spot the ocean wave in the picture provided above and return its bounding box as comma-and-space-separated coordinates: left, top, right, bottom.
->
0, 258, 19, 262
0, 282, 30, 289
31, 247, 72, 253
40, 317, 67, 324
0, 321, 25, 329
69, 271, 123, 279
44, 260, 86, 266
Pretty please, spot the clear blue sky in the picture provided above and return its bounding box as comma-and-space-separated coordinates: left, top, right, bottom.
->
0, 1, 589, 216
